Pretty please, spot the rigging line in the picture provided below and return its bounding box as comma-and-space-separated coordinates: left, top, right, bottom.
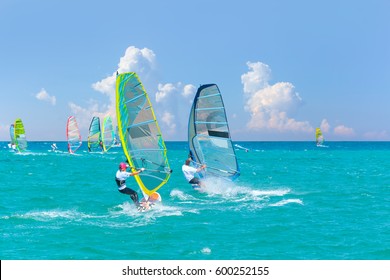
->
138, 157, 171, 169
190, 159, 237, 175
127, 165, 172, 174
206, 165, 237, 175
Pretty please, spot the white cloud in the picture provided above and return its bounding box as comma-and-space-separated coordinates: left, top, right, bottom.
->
117, 46, 156, 74
241, 61, 313, 133
69, 46, 157, 131
363, 130, 389, 140
182, 84, 196, 98
161, 111, 176, 131
154, 82, 196, 138
333, 125, 355, 136
68, 45, 195, 140
156, 83, 176, 103
320, 119, 330, 133
35, 88, 56, 105
241, 61, 271, 95
68, 100, 102, 132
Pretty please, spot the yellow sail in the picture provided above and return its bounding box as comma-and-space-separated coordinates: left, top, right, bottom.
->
14, 118, 27, 152
315, 128, 324, 146
115, 72, 171, 197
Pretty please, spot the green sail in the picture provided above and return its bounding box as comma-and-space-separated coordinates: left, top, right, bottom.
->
14, 118, 27, 152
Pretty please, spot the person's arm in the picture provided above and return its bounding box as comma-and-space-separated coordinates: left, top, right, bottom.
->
130, 168, 145, 176
196, 165, 206, 172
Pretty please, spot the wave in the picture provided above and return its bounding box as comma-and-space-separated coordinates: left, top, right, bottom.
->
169, 178, 302, 213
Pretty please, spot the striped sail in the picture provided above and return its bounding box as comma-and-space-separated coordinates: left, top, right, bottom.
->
188, 84, 240, 180
66, 116, 82, 153
102, 116, 114, 152
116, 72, 171, 197
87, 117, 102, 152
14, 118, 27, 152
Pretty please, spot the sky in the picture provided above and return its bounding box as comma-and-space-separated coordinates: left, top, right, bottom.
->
0, 0, 389, 141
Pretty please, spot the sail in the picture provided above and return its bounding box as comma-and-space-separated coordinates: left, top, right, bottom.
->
113, 125, 121, 147
66, 116, 82, 153
116, 72, 171, 197
9, 124, 15, 145
14, 118, 27, 152
102, 116, 114, 152
316, 128, 324, 146
87, 117, 102, 152
188, 84, 240, 180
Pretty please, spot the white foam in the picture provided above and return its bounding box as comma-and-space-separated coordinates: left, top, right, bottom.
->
252, 188, 291, 197
170, 189, 195, 201
16, 209, 95, 221
269, 199, 304, 207
201, 247, 212, 255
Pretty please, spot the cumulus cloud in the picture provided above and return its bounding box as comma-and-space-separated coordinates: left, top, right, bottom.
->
183, 84, 196, 98
333, 125, 355, 136
161, 111, 176, 131
320, 119, 330, 133
69, 46, 157, 130
154, 82, 196, 138
35, 88, 56, 105
241, 61, 313, 133
67, 45, 195, 139
68, 100, 102, 130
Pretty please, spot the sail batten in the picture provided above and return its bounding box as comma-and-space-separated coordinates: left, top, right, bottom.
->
197, 93, 220, 99
116, 72, 171, 198
195, 121, 228, 125
188, 84, 240, 180
127, 119, 156, 129
196, 107, 225, 111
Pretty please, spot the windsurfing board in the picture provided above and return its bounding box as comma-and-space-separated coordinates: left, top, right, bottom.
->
138, 192, 162, 212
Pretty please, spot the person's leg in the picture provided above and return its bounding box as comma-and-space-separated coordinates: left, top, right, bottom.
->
120, 188, 139, 206
189, 177, 205, 188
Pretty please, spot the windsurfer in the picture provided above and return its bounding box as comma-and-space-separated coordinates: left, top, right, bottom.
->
115, 162, 146, 210
51, 143, 58, 151
182, 158, 206, 188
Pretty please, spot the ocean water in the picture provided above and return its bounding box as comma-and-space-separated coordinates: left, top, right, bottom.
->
0, 141, 389, 260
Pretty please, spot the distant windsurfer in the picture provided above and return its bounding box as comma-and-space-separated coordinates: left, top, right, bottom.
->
115, 162, 146, 210
182, 158, 206, 189
51, 143, 58, 151
8, 143, 16, 150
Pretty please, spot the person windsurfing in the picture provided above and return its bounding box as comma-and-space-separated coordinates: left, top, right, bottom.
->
115, 162, 147, 210
51, 143, 58, 151
182, 158, 206, 189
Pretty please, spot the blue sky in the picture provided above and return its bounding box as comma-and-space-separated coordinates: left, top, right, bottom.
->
0, 0, 389, 141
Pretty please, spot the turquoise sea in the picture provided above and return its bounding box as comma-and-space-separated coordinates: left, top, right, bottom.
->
0, 141, 389, 260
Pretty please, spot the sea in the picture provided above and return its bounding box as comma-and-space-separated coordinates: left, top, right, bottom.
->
0, 141, 389, 260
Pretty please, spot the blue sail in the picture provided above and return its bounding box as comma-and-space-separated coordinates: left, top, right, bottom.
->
188, 84, 240, 180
